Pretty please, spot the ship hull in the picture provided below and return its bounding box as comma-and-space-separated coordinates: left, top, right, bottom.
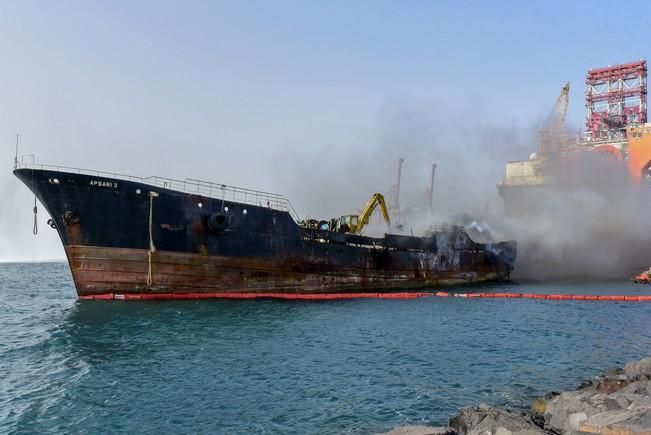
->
15, 167, 516, 297
65, 245, 511, 296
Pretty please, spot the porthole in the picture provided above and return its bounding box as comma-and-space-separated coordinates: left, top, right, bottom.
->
136, 189, 141, 194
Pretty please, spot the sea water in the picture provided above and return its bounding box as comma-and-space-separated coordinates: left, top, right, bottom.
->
1, 262, 650, 434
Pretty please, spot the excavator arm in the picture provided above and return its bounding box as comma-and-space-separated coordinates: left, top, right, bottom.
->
355, 193, 391, 234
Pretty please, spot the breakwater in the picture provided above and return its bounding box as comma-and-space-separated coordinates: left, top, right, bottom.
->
385, 357, 651, 435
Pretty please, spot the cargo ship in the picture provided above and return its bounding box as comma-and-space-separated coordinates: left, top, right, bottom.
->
14, 163, 516, 298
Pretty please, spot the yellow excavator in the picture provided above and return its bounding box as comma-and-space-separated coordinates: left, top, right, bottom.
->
337, 193, 391, 234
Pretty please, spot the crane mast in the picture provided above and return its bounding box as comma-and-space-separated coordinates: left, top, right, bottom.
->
540, 82, 570, 154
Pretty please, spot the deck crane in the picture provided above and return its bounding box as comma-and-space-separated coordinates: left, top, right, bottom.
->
337, 193, 391, 234
540, 82, 570, 154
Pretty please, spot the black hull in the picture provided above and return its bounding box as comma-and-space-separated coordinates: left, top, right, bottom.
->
14, 167, 516, 296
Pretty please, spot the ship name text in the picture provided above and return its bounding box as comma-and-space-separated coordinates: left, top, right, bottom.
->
90, 180, 118, 188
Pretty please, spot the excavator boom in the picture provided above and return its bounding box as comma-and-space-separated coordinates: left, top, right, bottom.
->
356, 193, 391, 234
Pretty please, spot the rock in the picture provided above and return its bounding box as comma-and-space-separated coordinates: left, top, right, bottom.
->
596, 378, 629, 394
437, 357, 651, 435
449, 404, 545, 435
588, 393, 616, 409
579, 409, 651, 435
378, 426, 456, 435
568, 412, 587, 431
617, 381, 649, 395
607, 393, 632, 410
531, 398, 547, 417
493, 427, 543, 435
627, 395, 651, 411
624, 358, 651, 378
543, 391, 624, 433
545, 392, 593, 432
578, 379, 597, 390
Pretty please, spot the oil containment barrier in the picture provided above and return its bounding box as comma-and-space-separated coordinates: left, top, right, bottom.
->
79, 291, 651, 301
79, 292, 433, 301
434, 292, 651, 302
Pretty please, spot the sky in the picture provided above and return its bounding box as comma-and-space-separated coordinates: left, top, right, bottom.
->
1, 0, 650, 261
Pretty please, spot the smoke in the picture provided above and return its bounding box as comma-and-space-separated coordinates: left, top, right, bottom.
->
492, 153, 651, 280
273, 101, 532, 222
272, 101, 651, 280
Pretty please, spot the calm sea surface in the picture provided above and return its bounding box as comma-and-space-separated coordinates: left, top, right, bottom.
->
1, 262, 651, 434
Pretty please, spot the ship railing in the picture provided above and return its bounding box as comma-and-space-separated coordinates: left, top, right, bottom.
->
14, 160, 302, 221
185, 178, 302, 220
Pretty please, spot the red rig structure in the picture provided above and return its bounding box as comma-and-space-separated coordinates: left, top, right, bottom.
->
585, 60, 647, 143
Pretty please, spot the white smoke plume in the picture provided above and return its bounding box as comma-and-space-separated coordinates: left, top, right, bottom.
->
273, 102, 651, 281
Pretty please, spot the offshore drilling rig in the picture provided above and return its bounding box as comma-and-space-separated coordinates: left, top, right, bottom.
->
498, 60, 651, 215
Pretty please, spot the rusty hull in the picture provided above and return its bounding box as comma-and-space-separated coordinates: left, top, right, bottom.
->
66, 245, 510, 296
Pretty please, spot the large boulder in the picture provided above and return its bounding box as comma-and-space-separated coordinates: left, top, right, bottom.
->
616, 381, 650, 395
449, 404, 545, 435
384, 357, 651, 435
579, 409, 651, 435
543, 391, 616, 433
542, 357, 651, 434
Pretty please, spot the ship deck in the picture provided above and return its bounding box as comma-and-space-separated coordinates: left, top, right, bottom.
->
14, 160, 302, 221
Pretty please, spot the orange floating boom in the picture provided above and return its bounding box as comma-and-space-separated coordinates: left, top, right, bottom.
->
78, 291, 651, 302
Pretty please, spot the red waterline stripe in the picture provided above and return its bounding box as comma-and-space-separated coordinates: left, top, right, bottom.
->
78, 292, 434, 301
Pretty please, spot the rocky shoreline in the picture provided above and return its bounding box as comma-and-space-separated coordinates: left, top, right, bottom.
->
382, 357, 651, 435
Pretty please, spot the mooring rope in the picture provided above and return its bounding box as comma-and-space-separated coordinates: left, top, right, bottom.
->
147, 192, 157, 286
32, 196, 38, 235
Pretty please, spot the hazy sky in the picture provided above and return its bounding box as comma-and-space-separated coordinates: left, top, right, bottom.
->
1, 0, 650, 261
